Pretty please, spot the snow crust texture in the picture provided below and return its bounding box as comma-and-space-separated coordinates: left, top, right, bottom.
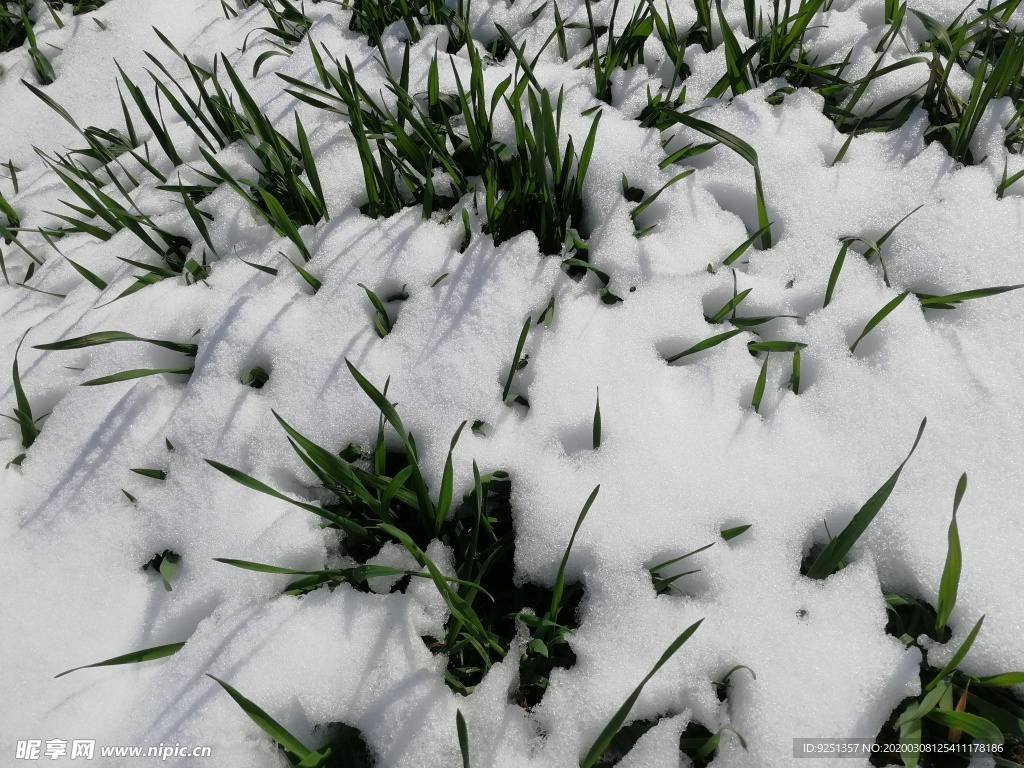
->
1, 0, 1023, 766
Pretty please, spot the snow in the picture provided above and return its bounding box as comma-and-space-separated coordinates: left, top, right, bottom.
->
2, 0, 1023, 765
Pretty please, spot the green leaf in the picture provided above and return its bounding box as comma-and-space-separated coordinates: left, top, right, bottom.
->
916, 285, 1023, 309
35, 331, 197, 356
457, 710, 470, 768
81, 368, 194, 386
936, 473, 966, 632
436, 421, 467, 534
592, 388, 601, 450
898, 713, 922, 768
208, 675, 320, 762
502, 318, 531, 404
927, 615, 984, 692
823, 241, 850, 308
747, 341, 806, 353
550, 486, 600, 619
972, 672, 1024, 688
721, 524, 751, 541
709, 289, 751, 323
205, 458, 366, 535
925, 710, 1003, 744
850, 292, 909, 353
63, 256, 107, 290
751, 353, 769, 413
579, 619, 703, 768
806, 418, 926, 579
665, 328, 745, 363
130, 468, 167, 480
55, 642, 185, 678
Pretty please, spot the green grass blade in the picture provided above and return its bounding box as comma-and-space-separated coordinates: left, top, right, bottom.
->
935, 473, 966, 632
435, 421, 466, 534
924, 710, 1002, 745
550, 486, 599, 618
722, 224, 772, 267
457, 710, 470, 768
665, 328, 745, 363
64, 256, 108, 289
207, 676, 318, 761
917, 285, 1023, 308
81, 368, 194, 386
927, 615, 984, 692
205, 458, 367, 535
502, 318, 531, 404
721, 524, 751, 541
849, 292, 908, 353
823, 241, 850, 308
55, 642, 185, 678
579, 619, 703, 768
751, 353, 769, 413
36, 332, 196, 356
806, 417, 926, 579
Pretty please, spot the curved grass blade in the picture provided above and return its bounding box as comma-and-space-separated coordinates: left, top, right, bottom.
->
550, 486, 599, 619
64, 256, 107, 289
579, 619, 703, 768
924, 710, 1002, 745
936, 473, 966, 632
35, 331, 197, 356
502, 318, 531, 404
656, 111, 770, 248
709, 288, 751, 323
205, 459, 366, 535
55, 642, 185, 678
665, 328, 745, 363
916, 285, 1023, 309
927, 615, 984, 692
849, 292, 908, 353
11, 331, 38, 449
806, 417, 926, 579
81, 367, 194, 386
207, 676, 321, 763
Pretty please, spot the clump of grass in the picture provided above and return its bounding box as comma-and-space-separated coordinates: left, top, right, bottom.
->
0, 0, 31, 53
347, 0, 471, 53
209, 362, 601, 706
284, 39, 600, 255
913, 2, 1024, 164
581, 0, 654, 104
874, 476, 1024, 764
706, 0, 837, 100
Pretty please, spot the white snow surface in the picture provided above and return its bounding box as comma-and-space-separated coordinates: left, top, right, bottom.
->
1, 0, 1023, 766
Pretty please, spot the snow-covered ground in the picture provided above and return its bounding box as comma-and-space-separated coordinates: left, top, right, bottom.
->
2, 0, 1023, 765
